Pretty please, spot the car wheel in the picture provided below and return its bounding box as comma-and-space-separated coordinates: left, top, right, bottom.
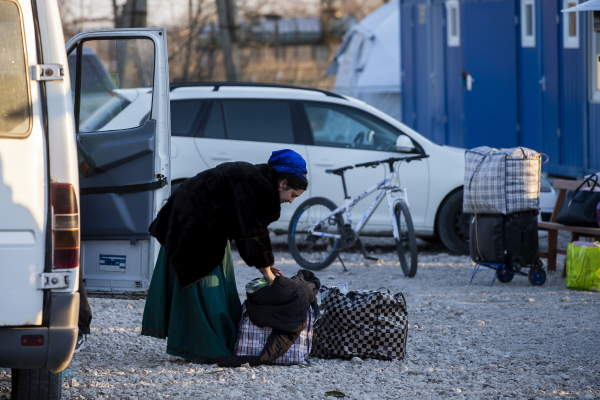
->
11, 368, 62, 400
437, 189, 470, 255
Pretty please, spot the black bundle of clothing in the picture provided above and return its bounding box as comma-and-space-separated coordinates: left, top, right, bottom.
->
217, 270, 320, 367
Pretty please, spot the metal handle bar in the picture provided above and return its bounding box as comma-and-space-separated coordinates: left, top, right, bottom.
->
354, 154, 429, 169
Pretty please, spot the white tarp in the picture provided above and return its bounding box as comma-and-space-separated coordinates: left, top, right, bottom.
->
327, 1, 401, 120
562, 0, 600, 11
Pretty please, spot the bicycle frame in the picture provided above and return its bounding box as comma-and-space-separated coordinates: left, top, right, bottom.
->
308, 170, 408, 242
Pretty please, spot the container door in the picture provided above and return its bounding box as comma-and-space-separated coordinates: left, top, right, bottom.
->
0, 0, 46, 325
66, 29, 170, 291
540, 0, 560, 165
463, 0, 518, 149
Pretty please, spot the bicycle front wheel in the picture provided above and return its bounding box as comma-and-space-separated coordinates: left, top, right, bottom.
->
288, 197, 341, 270
394, 200, 418, 277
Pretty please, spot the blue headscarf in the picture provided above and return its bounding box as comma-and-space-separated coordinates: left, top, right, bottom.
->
269, 149, 308, 180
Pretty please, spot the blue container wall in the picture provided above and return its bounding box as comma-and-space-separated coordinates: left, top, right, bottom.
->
559, 22, 587, 172
399, 0, 597, 177
401, 3, 417, 130
540, 0, 561, 169
446, 6, 465, 148
415, 0, 433, 140
431, 3, 448, 144
590, 103, 600, 172
518, 0, 544, 152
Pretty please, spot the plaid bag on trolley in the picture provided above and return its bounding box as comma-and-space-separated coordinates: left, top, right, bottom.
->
234, 302, 314, 366
311, 287, 408, 360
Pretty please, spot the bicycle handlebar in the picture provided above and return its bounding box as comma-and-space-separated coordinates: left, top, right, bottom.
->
355, 154, 430, 169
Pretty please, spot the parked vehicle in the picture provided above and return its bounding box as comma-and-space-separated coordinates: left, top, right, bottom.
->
81, 82, 474, 254
0, 0, 172, 397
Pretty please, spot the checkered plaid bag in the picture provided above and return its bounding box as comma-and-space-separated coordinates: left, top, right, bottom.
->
310, 287, 408, 360
234, 302, 314, 366
463, 146, 541, 215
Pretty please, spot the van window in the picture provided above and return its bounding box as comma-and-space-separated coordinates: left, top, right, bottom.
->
221, 100, 294, 143
0, 1, 31, 138
74, 38, 155, 133
171, 100, 206, 137
303, 102, 401, 152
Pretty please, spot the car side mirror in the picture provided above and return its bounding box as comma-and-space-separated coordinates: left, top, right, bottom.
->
396, 135, 415, 153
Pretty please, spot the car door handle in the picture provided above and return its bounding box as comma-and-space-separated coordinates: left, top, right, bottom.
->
210, 152, 232, 160
314, 159, 335, 167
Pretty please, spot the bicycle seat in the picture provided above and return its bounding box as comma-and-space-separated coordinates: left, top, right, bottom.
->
325, 165, 354, 175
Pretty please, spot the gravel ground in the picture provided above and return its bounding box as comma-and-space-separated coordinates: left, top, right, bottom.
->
2, 233, 599, 399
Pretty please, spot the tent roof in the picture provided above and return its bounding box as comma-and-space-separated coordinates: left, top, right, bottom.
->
562, 0, 600, 11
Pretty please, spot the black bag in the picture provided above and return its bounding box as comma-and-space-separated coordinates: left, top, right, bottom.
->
556, 175, 600, 227
469, 211, 540, 269
311, 287, 408, 361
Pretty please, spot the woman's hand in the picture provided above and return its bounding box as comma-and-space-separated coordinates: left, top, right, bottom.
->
270, 266, 283, 277
259, 267, 276, 284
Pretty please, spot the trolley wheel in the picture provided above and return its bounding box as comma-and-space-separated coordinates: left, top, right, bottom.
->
528, 267, 546, 286
497, 267, 514, 283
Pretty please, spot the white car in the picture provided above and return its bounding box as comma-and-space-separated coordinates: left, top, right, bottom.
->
82, 83, 559, 254
82, 83, 472, 254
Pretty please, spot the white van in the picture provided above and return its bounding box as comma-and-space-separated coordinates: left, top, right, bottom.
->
0, 0, 171, 397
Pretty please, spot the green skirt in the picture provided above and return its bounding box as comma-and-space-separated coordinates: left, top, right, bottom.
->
141, 242, 242, 364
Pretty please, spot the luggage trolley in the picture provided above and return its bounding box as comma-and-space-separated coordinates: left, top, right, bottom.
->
470, 260, 547, 286
468, 212, 547, 286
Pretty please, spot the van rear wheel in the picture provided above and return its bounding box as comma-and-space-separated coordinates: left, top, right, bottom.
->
11, 369, 62, 400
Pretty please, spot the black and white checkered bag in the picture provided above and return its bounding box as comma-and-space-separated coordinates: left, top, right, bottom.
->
310, 287, 408, 361
463, 146, 541, 215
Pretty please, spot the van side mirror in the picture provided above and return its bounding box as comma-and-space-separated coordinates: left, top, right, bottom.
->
396, 135, 415, 153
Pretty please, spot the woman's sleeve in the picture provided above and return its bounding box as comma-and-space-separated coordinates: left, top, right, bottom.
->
231, 180, 275, 269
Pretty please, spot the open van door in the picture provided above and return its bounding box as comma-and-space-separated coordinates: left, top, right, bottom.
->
66, 29, 170, 292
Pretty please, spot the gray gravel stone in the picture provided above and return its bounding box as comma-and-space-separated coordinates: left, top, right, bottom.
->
1, 245, 599, 399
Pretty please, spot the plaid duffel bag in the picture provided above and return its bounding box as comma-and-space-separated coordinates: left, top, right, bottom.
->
234, 302, 314, 366
311, 287, 408, 361
463, 146, 541, 215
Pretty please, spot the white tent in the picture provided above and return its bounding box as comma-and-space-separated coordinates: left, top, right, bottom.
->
327, 1, 401, 120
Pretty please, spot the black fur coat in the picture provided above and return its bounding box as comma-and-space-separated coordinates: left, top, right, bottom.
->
149, 162, 281, 288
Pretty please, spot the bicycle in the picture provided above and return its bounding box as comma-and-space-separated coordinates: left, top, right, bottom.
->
288, 154, 429, 277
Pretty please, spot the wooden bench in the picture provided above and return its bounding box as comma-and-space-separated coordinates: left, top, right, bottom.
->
538, 179, 600, 277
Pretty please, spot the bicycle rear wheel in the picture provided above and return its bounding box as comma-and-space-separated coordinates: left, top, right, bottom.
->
394, 200, 418, 277
288, 197, 341, 270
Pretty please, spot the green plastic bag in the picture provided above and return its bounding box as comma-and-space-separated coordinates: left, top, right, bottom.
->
566, 242, 600, 292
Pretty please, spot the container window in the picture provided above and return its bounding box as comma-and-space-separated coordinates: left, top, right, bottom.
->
591, 11, 600, 102
563, 0, 579, 48
0, 1, 31, 139
446, 1, 460, 47
521, 0, 536, 48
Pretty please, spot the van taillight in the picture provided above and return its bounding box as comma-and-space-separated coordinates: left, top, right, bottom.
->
51, 183, 79, 269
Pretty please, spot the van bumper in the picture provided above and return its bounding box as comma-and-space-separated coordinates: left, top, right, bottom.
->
0, 292, 79, 373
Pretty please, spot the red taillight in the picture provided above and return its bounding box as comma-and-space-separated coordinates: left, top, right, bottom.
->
51, 183, 79, 270
51, 183, 78, 214
21, 335, 44, 346
54, 248, 80, 269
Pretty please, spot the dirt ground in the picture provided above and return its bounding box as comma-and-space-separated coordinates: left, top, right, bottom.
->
1, 234, 598, 399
